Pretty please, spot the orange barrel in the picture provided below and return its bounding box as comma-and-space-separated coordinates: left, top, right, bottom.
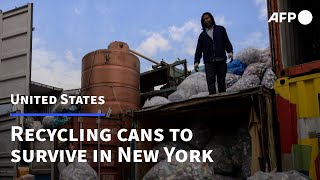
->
81, 41, 140, 116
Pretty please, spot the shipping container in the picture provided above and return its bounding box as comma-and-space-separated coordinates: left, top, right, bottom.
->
269, 0, 320, 179
133, 86, 281, 179
274, 73, 320, 118
268, 0, 320, 77
29, 133, 54, 176
0, 114, 19, 179
0, 4, 33, 179
274, 73, 320, 179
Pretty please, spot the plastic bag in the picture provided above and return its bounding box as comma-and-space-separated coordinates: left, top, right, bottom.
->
177, 72, 208, 94
248, 170, 310, 180
226, 73, 241, 89
24, 117, 41, 130
227, 75, 261, 92
189, 121, 212, 149
59, 161, 98, 180
24, 117, 43, 131
229, 128, 251, 178
65, 105, 80, 112
212, 174, 240, 180
227, 60, 247, 75
204, 128, 251, 177
143, 152, 214, 180
32, 121, 43, 131
24, 117, 34, 129
258, 47, 272, 64
242, 62, 268, 79
169, 72, 208, 102
235, 47, 272, 65
53, 116, 70, 128
262, 68, 277, 89
168, 89, 193, 102
42, 116, 55, 129
235, 48, 261, 65
205, 137, 236, 175
52, 96, 72, 113
143, 96, 170, 108
153, 142, 194, 162
189, 91, 209, 99
42, 116, 70, 129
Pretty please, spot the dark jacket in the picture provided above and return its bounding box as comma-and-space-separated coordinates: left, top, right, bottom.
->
194, 25, 233, 64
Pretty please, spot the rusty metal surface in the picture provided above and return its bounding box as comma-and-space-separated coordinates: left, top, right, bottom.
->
268, 0, 320, 77
268, 0, 282, 77
81, 41, 140, 116
140, 59, 188, 94
284, 60, 320, 77
79, 41, 138, 179
70, 116, 132, 180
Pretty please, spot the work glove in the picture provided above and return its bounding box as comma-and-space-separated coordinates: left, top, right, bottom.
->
228, 52, 233, 63
194, 62, 199, 72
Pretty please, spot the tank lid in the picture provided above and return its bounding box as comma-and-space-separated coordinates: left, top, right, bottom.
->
108, 41, 129, 52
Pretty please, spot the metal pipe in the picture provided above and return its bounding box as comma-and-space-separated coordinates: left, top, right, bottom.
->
129, 49, 160, 65
132, 116, 137, 180
79, 117, 83, 150
97, 110, 101, 180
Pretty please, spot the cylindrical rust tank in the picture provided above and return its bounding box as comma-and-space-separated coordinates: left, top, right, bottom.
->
81, 41, 140, 116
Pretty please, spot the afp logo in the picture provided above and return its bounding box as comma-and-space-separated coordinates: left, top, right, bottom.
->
268, 10, 313, 25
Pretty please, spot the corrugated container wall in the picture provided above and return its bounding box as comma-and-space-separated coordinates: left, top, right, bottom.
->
274, 73, 320, 180
0, 3, 33, 180
268, 0, 320, 77
269, 0, 320, 179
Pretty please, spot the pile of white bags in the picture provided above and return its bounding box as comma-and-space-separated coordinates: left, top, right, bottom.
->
235, 47, 271, 65
262, 68, 277, 89
227, 75, 261, 92
143, 152, 214, 180
248, 170, 309, 180
59, 161, 98, 180
143, 96, 170, 108
242, 62, 269, 79
149, 47, 277, 103
168, 72, 208, 102
225, 73, 241, 89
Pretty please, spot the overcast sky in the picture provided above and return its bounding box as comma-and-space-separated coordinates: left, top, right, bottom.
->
1, 0, 269, 89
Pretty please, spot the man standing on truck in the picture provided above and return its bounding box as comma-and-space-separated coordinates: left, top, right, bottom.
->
194, 12, 233, 94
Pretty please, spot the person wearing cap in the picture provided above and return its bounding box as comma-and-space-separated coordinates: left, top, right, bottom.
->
194, 12, 233, 94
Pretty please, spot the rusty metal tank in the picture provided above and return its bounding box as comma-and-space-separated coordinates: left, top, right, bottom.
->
81, 41, 140, 116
